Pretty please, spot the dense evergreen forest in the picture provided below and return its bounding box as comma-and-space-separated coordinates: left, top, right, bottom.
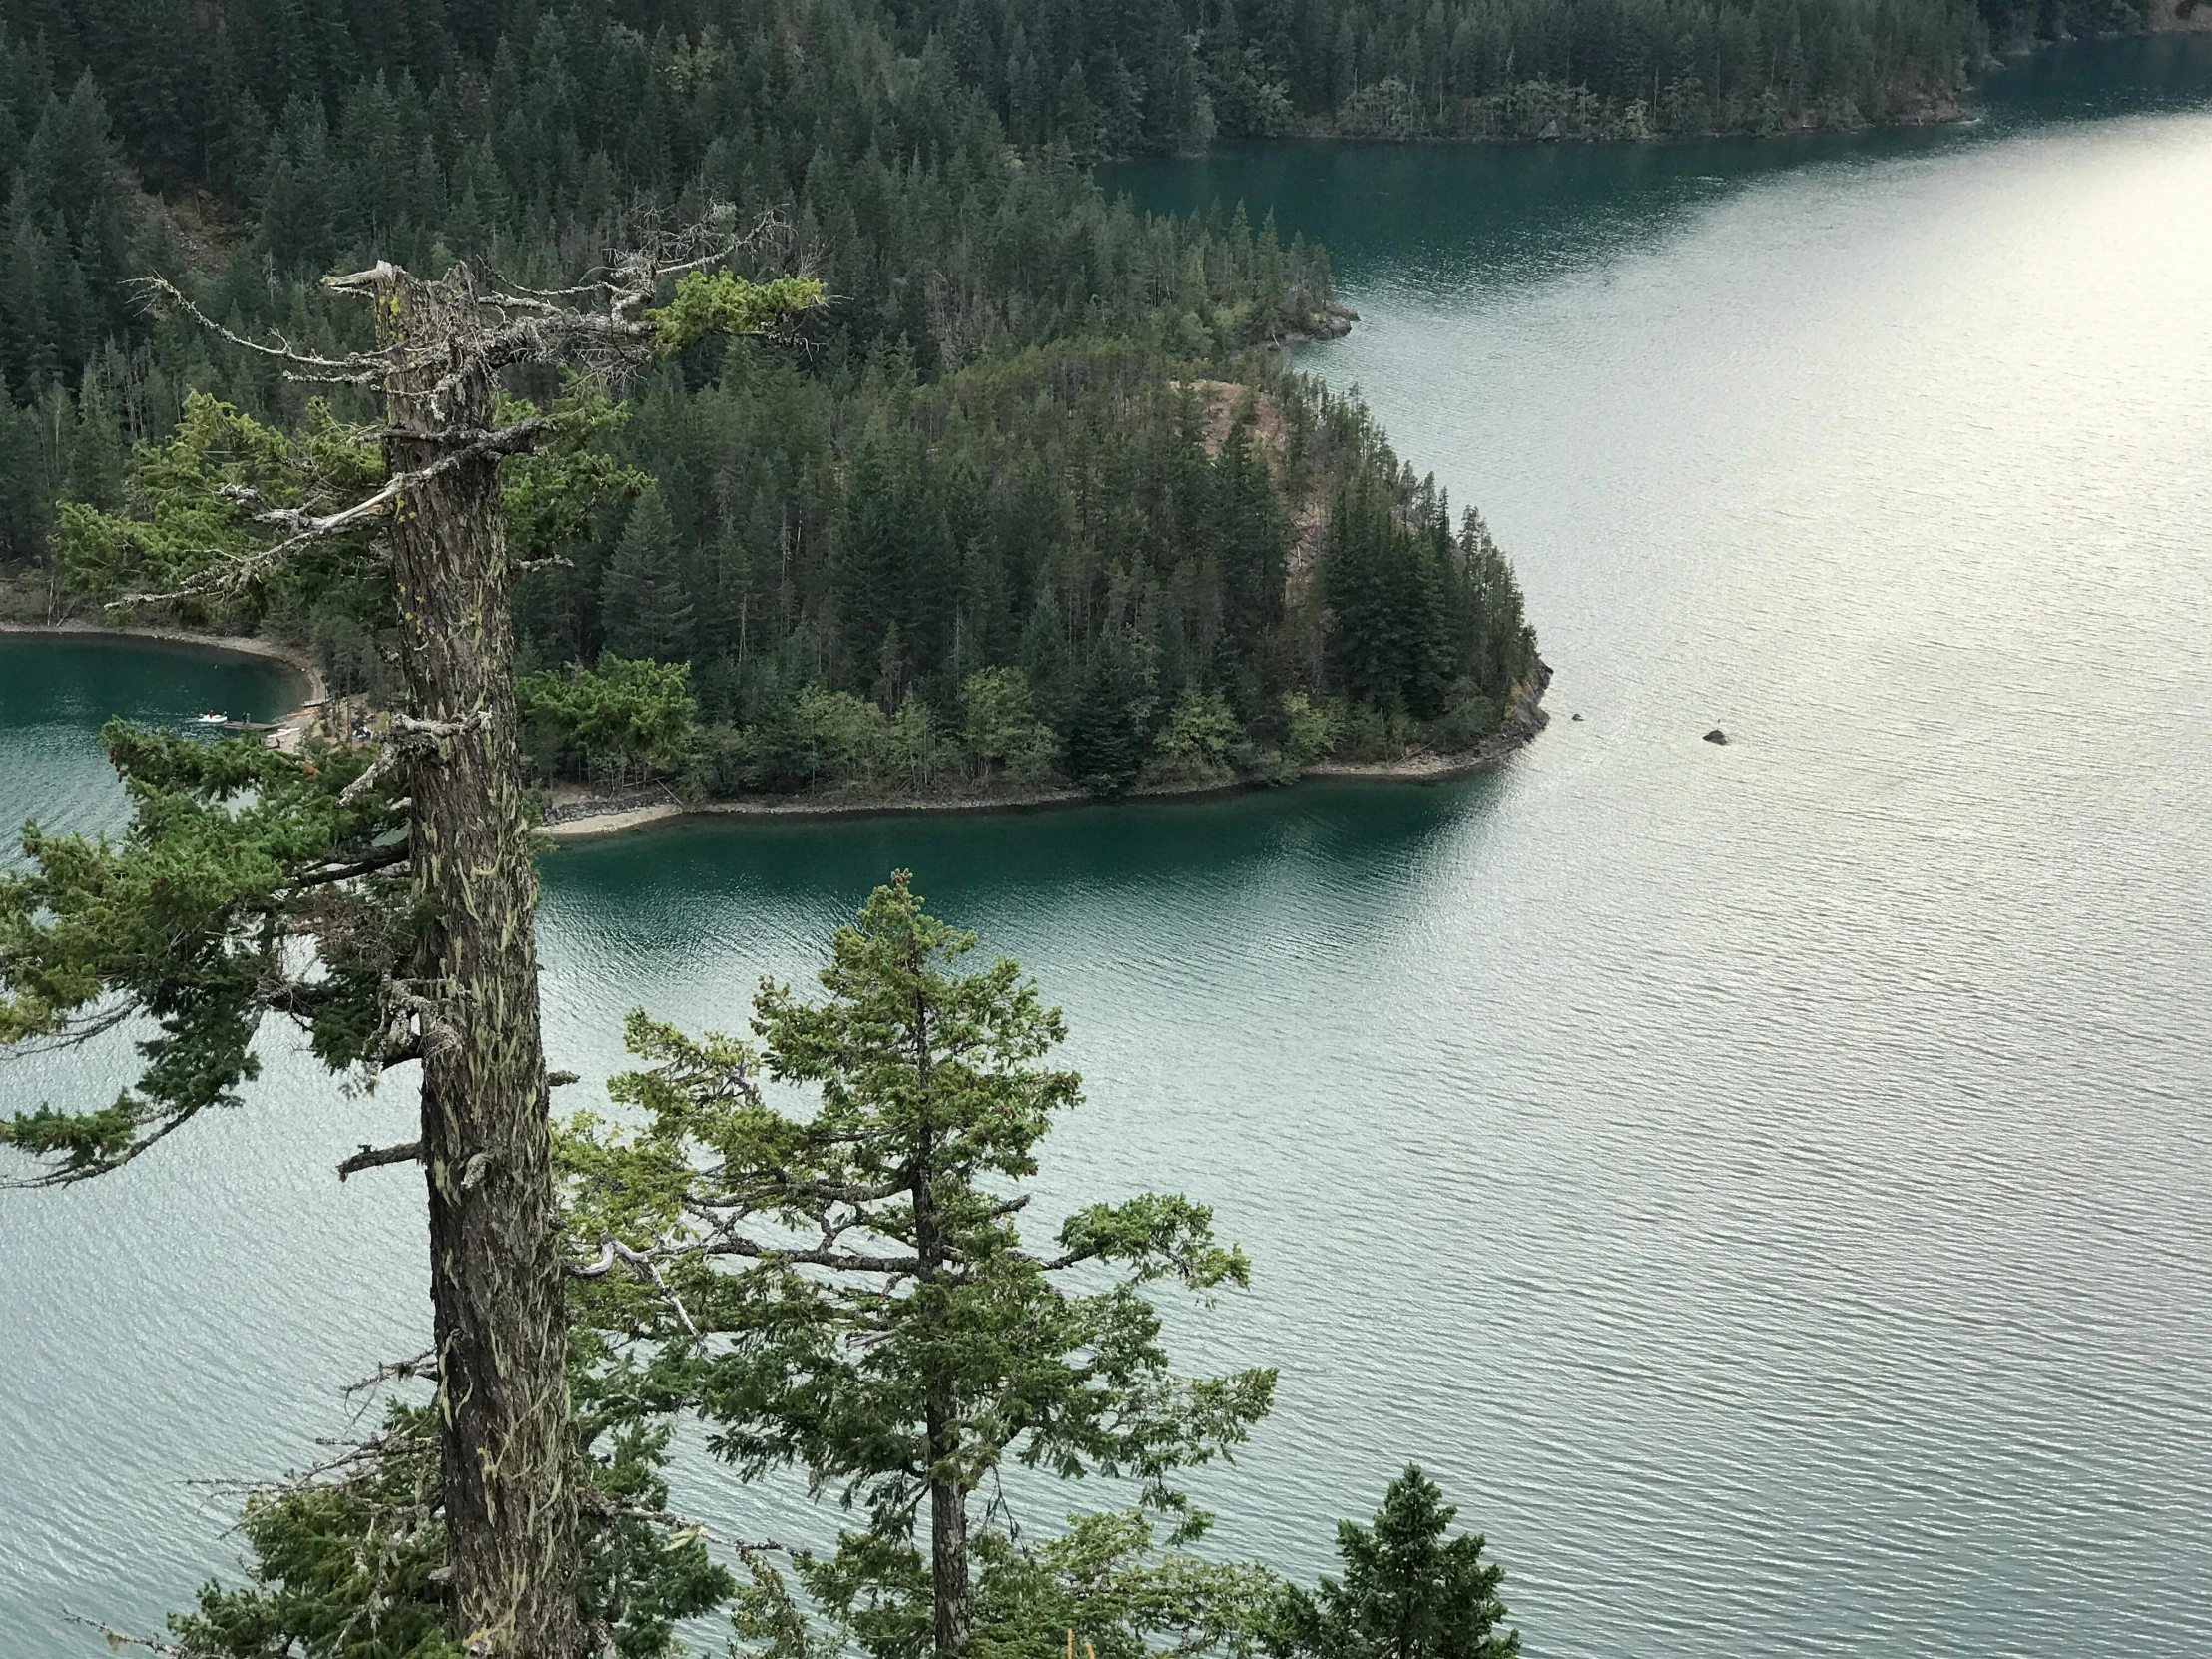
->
883, 0, 2153, 147
0, 0, 1540, 801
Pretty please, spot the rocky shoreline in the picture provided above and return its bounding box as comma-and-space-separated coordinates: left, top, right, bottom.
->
543, 660, 1552, 843
0, 616, 1551, 841
1272, 302, 1361, 345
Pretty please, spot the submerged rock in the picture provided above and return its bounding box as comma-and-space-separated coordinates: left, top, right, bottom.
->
1704, 728, 1729, 745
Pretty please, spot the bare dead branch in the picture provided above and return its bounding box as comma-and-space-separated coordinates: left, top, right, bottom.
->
323, 260, 404, 296
174, 1426, 432, 1499
65, 1614, 186, 1656
568, 1233, 709, 1355
579, 1492, 815, 1562
664, 1215, 924, 1278
135, 275, 368, 376
360, 1035, 422, 1080
379, 973, 459, 1062
389, 709, 494, 746
331, 705, 496, 810
568, 1235, 624, 1281
286, 842, 412, 887
117, 415, 557, 607
338, 1139, 424, 1180
337, 748, 401, 808
151, 207, 795, 415
344, 1347, 439, 1397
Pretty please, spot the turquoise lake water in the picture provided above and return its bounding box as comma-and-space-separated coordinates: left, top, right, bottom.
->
4, 37, 2211, 1658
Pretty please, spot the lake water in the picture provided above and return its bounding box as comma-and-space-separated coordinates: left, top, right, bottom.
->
6, 37, 2212, 1659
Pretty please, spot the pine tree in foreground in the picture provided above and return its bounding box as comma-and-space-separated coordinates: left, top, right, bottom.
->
560, 873, 1279, 1659
0, 228, 819, 1658
1265, 1466, 1518, 1659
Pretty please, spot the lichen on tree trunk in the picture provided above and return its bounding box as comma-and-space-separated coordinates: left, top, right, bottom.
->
375, 267, 579, 1659
908, 1035, 972, 1659
928, 1437, 972, 1659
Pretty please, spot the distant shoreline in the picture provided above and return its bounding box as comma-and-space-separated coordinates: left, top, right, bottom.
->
543, 663, 1552, 842
1271, 93, 1967, 147
1115, 26, 2212, 161
0, 620, 327, 706
0, 619, 1548, 841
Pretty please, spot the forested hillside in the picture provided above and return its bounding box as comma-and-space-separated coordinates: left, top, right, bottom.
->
0, 0, 1539, 801
882, 0, 2154, 149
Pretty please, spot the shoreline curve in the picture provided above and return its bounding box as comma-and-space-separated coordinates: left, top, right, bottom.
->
0, 620, 1549, 838
545, 661, 1552, 842
0, 620, 328, 706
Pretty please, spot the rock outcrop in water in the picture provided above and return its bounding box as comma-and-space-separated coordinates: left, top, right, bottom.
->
1274, 302, 1360, 344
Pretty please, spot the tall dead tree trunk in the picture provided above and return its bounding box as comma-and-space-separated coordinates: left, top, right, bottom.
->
366, 265, 578, 1659
17, 226, 822, 1656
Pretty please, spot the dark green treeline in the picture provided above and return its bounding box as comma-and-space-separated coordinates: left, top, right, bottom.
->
880, 0, 2152, 151
0, 0, 1536, 797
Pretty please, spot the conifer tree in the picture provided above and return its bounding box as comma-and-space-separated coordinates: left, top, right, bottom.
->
600, 483, 696, 664
1319, 477, 1411, 713
1208, 422, 1290, 683
0, 238, 820, 1658
1264, 1466, 1518, 1659
1064, 645, 1154, 794
1320, 477, 1458, 722
562, 874, 1277, 1659
835, 426, 914, 689
1456, 509, 1532, 698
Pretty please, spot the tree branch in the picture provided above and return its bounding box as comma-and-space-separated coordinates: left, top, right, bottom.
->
117, 416, 558, 606
696, 1232, 923, 1275
389, 709, 495, 747
577, 1489, 814, 1561
0, 997, 138, 1054
136, 275, 375, 377
569, 1234, 708, 1355
337, 1140, 423, 1180
337, 748, 400, 808
285, 842, 412, 888
343, 1347, 439, 1397
2, 1100, 204, 1190
65, 1615, 185, 1656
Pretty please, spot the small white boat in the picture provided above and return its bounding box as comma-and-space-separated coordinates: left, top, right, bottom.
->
193, 712, 227, 725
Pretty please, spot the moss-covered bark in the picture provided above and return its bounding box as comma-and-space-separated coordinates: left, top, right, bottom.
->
376, 267, 578, 1659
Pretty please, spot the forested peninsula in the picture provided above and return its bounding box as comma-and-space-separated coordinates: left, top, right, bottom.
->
0, 0, 1547, 815
4, 0, 2175, 817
